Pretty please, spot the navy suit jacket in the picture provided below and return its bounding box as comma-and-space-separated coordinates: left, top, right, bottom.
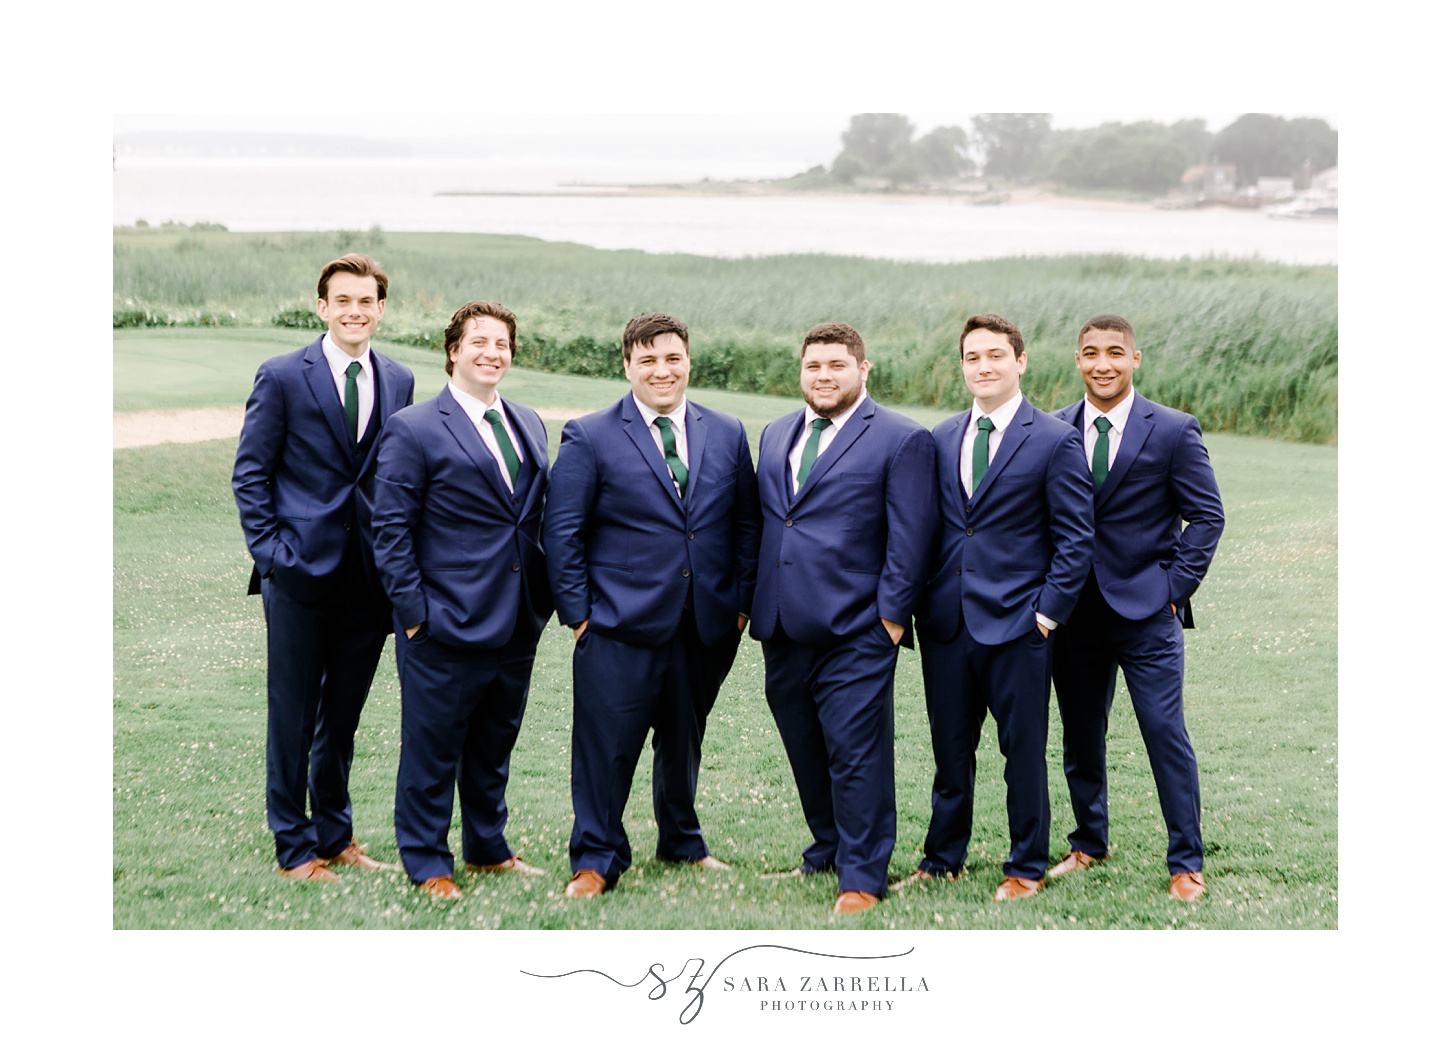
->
542, 395, 760, 648
751, 395, 937, 648
233, 336, 415, 601
1054, 393, 1224, 627
371, 386, 553, 649
917, 397, 1095, 647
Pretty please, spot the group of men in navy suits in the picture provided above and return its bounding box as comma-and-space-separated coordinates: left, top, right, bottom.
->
232, 253, 1224, 914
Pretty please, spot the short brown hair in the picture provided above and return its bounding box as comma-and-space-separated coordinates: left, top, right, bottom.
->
801, 321, 866, 363
622, 312, 690, 361
317, 253, 388, 301
443, 301, 517, 375
1078, 313, 1136, 348
959, 313, 1025, 358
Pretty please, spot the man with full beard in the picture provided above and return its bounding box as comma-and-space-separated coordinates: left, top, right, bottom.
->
752, 322, 937, 916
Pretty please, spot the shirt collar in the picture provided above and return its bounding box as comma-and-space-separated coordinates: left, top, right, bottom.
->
321, 333, 372, 378
633, 395, 688, 429
805, 389, 868, 430
1083, 387, 1135, 431
448, 381, 502, 425
970, 391, 1022, 430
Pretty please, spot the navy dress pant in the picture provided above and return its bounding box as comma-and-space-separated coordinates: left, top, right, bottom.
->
394, 617, 538, 884
1052, 579, 1202, 873
260, 557, 389, 870
762, 624, 899, 897
918, 624, 1053, 881
569, 614, 740, 883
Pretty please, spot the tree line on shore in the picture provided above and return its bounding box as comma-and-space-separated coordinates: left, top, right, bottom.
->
793, 113, 1337, 195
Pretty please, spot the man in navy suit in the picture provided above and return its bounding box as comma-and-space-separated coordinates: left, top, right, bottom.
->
898, 313, 1095, 902
753, 322, 937, 916
233, 254, 415, 881
543, 313, 760, 898
372, 301, 553, 898
1047, 314, 1225, 902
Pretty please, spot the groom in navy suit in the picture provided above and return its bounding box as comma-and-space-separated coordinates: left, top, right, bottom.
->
1048, 314, 1224, 902
372, 301, 553, 898
233, 254, 415, 881
753, 322, 937, 916
543, 313, 760, 898
900, 313, 1095, 902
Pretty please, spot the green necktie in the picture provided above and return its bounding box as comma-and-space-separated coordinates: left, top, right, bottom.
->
1092, 415, 1112, 489
654, 416, 688, 497
343, 360, 362, 441
971, 416, 994, 493
796, 417, 833, 488
484, 408, 521, 486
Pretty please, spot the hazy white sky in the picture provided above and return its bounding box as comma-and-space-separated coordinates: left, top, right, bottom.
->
114, 111, 1322, 139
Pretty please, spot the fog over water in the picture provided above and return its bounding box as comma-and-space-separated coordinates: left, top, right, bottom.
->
112, 154, 1337, 266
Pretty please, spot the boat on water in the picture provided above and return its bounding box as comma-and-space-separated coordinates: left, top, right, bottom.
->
1267, 190, 1337, 220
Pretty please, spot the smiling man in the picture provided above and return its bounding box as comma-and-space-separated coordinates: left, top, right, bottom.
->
899, 312, 1094, 902
371, 301, 553, 898
1048, 314, 1224, 901
752, 322, 937, 915
543, 313, 760, 898
233, 254, 415, 882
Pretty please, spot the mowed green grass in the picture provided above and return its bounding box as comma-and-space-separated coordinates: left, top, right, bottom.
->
114, 330, 1336, 929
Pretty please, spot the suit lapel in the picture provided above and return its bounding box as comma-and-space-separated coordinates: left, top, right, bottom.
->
439, 386, 511, 502
942, 410, 971, 513
357, 353, 404, 472
793, 396, 874, 504
502, 396, 547, 517
621, 396, 686, 514
1098, 393, 1154, 503
302, 339, 355, 458
773, 411, 807, 509
682, 403, 708, 511
970, 397, 1032, 502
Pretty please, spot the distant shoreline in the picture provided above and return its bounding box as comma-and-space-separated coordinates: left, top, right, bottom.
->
435, 183, 1161, 212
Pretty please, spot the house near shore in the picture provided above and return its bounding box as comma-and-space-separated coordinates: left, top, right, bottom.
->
1179, 162, 1237, 201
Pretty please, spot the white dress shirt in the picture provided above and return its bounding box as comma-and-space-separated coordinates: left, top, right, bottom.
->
447, 382, 522, 493
1082, 387, 1136, 472
632, 395, 691, 496
321, 333, 374, 442
788, 392, 867, 495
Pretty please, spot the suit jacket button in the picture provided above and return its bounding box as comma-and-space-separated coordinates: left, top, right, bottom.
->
343, 522, 352, 532
681, 569, 691, 578
956, 568, 962, 575
965, 527, 973, 536
511, 562, 520, 572
785, 519, 794, 527
687, 531, 695, 539
965, 505, 971, 514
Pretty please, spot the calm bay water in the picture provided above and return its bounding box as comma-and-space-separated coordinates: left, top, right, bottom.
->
112, 157, 1337, 266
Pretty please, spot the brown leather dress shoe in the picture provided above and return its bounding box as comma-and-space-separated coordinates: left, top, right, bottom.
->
465, 855, 546, 877
278, 858, 339, 882
564, 869, 607, 898
1169, 871, 1206, 901
327, 840, 398, 872
890, 868, 953, 892
993, 876, 1044, 901
1047, 850, 1100, 880
695, 855, 731, 871
832, 891, 880, 915
419, 876, 463, 899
